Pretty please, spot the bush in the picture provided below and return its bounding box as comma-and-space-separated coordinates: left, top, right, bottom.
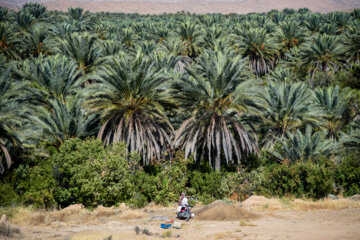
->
52, 138, 133, 207
128, 151, 192, 207
128, 171, 157, 207
260, 159, 335, 198
336, 153, 360, 197
0, 183, 19, 207
188, 170, 222, 204
14, 160, 56, 208
154, 152, 190, 205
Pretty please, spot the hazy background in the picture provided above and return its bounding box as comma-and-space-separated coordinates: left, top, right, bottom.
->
1, 0, 359, 14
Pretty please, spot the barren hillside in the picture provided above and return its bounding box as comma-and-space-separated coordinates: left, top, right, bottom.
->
1, 0, 360, 13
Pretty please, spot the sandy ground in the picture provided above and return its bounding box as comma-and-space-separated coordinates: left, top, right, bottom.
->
1, 0, 360, 14
3, 199, 360, 240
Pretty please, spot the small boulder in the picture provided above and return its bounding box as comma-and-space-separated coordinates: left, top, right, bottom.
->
349, 194, 360, 201
61, 204, 84, 212
119, 203, 128, 209
173, 221, 182, 229
0, 215, 7, 225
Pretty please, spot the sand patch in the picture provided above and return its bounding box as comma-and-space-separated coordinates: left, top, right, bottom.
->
195, 200, 258, 221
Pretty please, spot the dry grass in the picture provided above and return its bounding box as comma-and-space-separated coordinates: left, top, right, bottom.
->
242, 195, 360, 211
239, 220, 256, 227
115, 209, 147, 221
70, 231, 133, 240
213, 231, 242, 240
161, 230, 172, 238
95, 206, 122, 218
213, 232, 230, 240
5, 197, 360, 229
293, 198, 360, 211
196, 200, 258, 221
7, 205, 140, 227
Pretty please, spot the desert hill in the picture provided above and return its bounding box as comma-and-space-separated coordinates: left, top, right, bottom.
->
0, 0, 359, 14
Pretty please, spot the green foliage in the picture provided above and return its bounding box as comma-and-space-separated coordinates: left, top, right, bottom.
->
269, 126, 338, 163
260, 158, 335, 198
189, 171, 223, 203
14, 160, 56, 208
129, 151, 190, 207
52, 138, 133, 207
336, 153, 360, 197
336, 64, 360, 90
0, 183, 19, 207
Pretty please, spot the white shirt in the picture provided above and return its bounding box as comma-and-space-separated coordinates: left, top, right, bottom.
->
181, 197, 188, 208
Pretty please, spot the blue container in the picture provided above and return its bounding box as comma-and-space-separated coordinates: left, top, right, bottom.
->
160, 223, 172, 229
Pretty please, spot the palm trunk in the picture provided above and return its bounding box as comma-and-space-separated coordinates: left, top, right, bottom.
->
214, 150, 221, 172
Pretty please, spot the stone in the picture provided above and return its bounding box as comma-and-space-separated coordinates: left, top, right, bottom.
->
173, 221, 182, 229
349, 194, 360, 201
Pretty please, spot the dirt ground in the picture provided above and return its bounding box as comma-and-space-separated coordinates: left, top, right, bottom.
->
2, 198, 360, 240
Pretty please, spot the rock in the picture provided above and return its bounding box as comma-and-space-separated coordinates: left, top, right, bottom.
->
0, 215, 7, 225
0, 217, 22, 237
173, 221, 182, 229
349, 194, 360, 201
60, 204, 84, 212
119, 203, 128, 209
97, 205, 113, 210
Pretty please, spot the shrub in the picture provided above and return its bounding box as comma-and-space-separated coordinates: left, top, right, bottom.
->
260, 158, 335, 198
189, 170, 223, 204
336, 153, 360, 197
154, 152, 190, 205
52, 138, 133, 207
0, 183, 19, 207
14, 160, 56, 208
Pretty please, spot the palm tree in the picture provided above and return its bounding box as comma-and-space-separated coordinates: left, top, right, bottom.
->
54, 33, 103, 73
0, 23, 18, 59
304, 14, 322, 33
175, 21, 204, 59
68, 7, 85, 21
341, 120, 360, 151
0, 70, 30, 173
323, 12, 351, 34
267, 67, 298, 83
269, 125, 337, 163
313, 86, 351, 140
158, 38, 193, 73
32, 96, 98, 145
232, 28, 278, 76
257, 82, 322, 148
319, 23, 337, 35
342, 30, 360, 64
300, 34, 344, 74
202, 25, 226, 50
109, 27, 139, 51
21, 2, 47, 20
20, 25, 49, 57
12, 54, 83, 103
84, 54, 173, 165
15, 11, 35, 31
273, 21, 306, 57
0, 7, 8, 22
172, 50, 258, 171
99, 40, 123, 57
